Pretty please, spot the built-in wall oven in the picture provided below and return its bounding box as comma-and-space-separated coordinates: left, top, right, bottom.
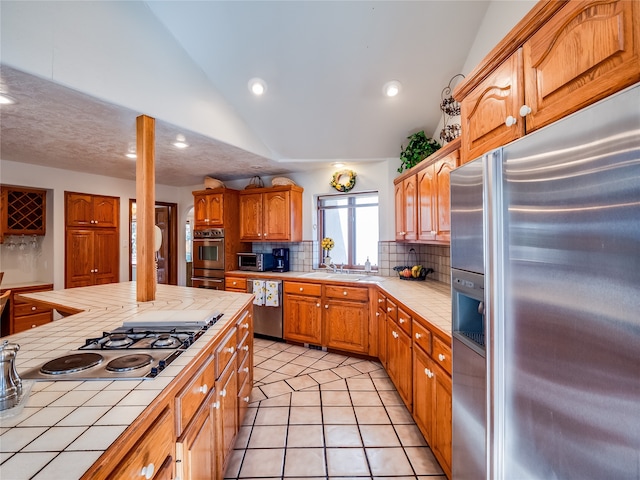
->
192, 228, 225, 289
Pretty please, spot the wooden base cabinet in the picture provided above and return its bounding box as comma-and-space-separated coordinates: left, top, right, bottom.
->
386, 316, 412, 407
176, 395, 216, 480
283, 282, 323, 345
65, 229, 119, 288
284, 281, 370, 355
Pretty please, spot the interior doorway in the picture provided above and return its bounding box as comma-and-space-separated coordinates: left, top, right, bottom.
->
129, 200, 178, 285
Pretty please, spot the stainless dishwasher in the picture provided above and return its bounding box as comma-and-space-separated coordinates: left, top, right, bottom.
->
248, 279, 283, 339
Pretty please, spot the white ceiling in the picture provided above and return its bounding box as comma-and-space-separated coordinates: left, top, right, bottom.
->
0, 1, 491, 187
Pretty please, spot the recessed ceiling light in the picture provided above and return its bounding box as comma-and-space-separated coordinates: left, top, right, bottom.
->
383, 80, 402, 97
125, 142, 137, 159
172, 134, 189, 149
0, 94, 16, 105
248, 78, 267, 96
332, 162, 345, 168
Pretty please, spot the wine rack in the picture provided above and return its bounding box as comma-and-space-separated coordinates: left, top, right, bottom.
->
1, 186, 47, 241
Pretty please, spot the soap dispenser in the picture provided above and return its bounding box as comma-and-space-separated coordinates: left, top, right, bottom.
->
364, 256, 371, 273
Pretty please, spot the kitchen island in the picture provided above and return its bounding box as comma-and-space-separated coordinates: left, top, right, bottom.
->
0, 282, 254, 480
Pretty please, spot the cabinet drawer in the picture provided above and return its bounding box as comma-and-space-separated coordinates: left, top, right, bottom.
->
237, 353, 250, 389
225, 277, 247, 291
13, 312, 52, 333
236, 310, 252, 342
284, 282, 322, 296
175, 355, 215, 436
412, 320, 432, 355
386, 298, 397, 321
108, 406, 174, 480
215, 328, 238, 377
14, 302, 51, 317
237, 331, 250, 365
394, 307, 411, 336
376, 293, 387, 311
325, 285, 368, 302
433, 335, 452, 375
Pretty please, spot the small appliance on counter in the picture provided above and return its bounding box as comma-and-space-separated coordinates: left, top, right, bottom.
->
237, 252, 275, 272
272, 248, 289, 272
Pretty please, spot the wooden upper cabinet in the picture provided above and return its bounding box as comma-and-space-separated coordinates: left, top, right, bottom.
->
455, 0, 640, 163
395, 175, 417, 241
459, 52, 523, 163
523, 0, 640, 132
0, 185, 47, 241
193, 192, 223, 228
66, 192, 118, 228
239, 186, 303, 242
395, 139, 460, 245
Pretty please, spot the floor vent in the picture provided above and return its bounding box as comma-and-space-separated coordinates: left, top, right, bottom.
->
304, 343, 326, 351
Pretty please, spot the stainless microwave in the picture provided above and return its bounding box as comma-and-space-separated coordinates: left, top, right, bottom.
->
237, 253, 275, 272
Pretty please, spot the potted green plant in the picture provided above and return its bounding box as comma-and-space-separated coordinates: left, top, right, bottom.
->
397, 130, 441, 173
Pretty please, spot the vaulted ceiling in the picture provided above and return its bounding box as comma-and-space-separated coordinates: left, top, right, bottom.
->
0, 1, 492, 186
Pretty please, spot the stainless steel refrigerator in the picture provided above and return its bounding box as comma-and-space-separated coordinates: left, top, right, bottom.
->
450, 83, 640, 479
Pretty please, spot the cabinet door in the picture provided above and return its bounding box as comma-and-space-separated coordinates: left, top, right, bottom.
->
460, 52, 524, 163
523, 0, 640, 133
413, 346, 434, 446
239, 193, 263, 241
92, 196, 118, 228
194, 193, 223, 228
402, 175, 417, 241
216, 359, 238, 475
177, 397, 216, 480
386, 320, 412, 407
66, 229, 95, 288
377, 295, 388, 367
283, 293, 322, 345
394, 182, 405, 240
434, 154, 457, 243
66, 193, 94, 227
324, 298, 369, 355
263, 190, 290, 241
417, 167, 435, 241
93, 229, 119, 285
432, 360, 452, 478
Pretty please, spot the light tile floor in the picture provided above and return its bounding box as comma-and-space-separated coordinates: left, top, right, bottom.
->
224, 338, 446, 479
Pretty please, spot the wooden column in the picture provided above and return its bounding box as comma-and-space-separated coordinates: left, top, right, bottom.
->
136, 115, 156, 301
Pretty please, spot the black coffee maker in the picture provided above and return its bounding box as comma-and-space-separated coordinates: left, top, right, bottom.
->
272, 248, 290, 272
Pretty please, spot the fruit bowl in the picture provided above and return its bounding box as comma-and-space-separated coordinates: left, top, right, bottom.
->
393, 265, 434, 281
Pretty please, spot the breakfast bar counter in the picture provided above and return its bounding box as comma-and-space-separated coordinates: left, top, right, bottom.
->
0, 282, 253, 480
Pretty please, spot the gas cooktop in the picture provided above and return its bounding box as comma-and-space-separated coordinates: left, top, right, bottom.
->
21, 311, 223, 381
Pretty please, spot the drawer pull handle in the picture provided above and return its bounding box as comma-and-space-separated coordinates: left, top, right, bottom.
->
316, 303, 321, 307
325, 305, 329, 309
220, 389, 227, 397
424, 368, 434, 378
242, 367, 249, 373
31, 306, 37, 311
392, 331, 399, 339
299, 287, 304, 292
199, 384, 208, 395
140, 463, 155, 479
232, 281, 237, 285
438, 353, 446, 361
387, 307, 392, 312
378, 298, 384, 303
399, 318, 405, 324
213, 401, 220, 409
242, 322, 249, 329
376, 312, 380, 317
415, 333, 422, 339
343, 291, 347, 296
242, 345, 249, 352
31, 324, 37, 328
227, 346, 235, 354
243, 396, 250, 403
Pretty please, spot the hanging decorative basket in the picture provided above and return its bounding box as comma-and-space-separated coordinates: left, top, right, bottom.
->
331, 169, 356, 193
244, 175, 264, 189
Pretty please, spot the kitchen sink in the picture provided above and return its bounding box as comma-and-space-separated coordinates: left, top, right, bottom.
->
299, 271, 364, 281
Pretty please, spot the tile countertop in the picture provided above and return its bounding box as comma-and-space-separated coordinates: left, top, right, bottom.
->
228, 270, 452, 339
0, 282, 253, 480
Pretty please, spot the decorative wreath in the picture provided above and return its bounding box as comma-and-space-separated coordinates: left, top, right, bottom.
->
331, 169, 357, 193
